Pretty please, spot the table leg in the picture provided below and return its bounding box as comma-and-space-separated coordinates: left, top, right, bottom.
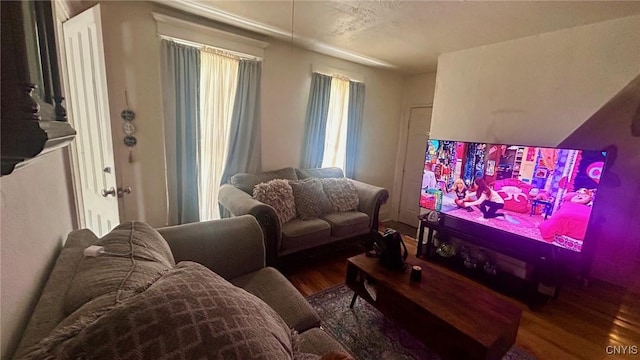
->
349, 293, 358, 308
417, 221, 426, 257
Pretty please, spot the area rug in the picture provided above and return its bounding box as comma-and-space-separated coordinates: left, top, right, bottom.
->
306, 284, 537, 360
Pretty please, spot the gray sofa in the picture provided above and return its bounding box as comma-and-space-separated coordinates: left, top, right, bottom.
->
218, 167, 389, 266
13, 216, 348, 359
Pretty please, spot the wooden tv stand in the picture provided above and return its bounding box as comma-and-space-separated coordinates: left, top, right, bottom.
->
416, 215, 561, 309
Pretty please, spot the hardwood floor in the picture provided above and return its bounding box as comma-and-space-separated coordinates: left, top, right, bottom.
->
281, 224, 640, 360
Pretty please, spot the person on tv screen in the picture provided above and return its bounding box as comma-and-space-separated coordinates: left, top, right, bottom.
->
450, 178, 474, 212
463, 179, 505, 220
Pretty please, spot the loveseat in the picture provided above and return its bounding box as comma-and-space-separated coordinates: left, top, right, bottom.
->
13, 216, 349, 359
218, 167, 389, 266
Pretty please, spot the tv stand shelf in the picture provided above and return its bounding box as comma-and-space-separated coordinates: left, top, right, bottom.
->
417, 215, 560, 309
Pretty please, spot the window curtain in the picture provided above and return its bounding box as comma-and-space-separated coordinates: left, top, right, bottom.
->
198, 50, 239, 220
345, 81, 365, 178
161, 40, 200, 225
321, 76, 350, 169
220, 60, 262, 186
301, 72, 332, 169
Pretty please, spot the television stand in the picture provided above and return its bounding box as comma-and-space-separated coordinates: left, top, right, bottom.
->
417, 215, 559, 310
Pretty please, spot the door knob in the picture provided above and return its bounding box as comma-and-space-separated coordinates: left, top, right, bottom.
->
117, 186, 132, 198
101, 187, 116, 197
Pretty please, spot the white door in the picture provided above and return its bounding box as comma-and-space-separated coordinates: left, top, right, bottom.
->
63, 5, 119, 236
398, 106, 432, 227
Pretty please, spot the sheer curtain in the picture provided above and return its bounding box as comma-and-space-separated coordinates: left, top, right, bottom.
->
161, 40, 201, 225
301, 73, 332, 169
321, 76, 350, 169
198, 49, 239, 220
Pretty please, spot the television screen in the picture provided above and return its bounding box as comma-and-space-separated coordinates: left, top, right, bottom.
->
419, 140, 607, 253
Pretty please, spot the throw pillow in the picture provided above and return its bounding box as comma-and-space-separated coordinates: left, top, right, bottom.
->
289, 178, 332, 220
320, 178, 360, 212
31, 262, 294, 360
253, 179, 297, 223
63, 222, 175, 316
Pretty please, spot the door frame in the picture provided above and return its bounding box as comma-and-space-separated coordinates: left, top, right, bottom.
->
391, 104, 432, 223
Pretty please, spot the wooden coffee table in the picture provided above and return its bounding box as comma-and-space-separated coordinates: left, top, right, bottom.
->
346, 253, 522, 360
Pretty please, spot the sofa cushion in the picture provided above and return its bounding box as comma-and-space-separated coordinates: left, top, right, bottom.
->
296, 167, 344, 179
289, 178, 332, 220
12, 229, 99, 359
231, 267, 321, 332
321, 211, 370, 238
320, 178, 360, 212
63, 222, 175, 316
253, 179, 297, 223
281, 219, 332, 255
232, 167, 298, 194
28, 262, 295, 360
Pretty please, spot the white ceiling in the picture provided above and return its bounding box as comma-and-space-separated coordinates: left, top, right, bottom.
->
159, 0, 640, 74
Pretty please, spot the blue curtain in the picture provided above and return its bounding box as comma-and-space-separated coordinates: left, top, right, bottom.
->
345, 81, 365, 178
161, 40, 200, 224
220, 60, 262, 185
301, 73, 332, 169
218, 60, 262, 218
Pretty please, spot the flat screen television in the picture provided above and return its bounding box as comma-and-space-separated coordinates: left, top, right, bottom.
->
419, 140, 607, 253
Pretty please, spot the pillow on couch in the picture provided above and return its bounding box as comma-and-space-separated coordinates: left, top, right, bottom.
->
253, 179, 297, 223
289, 178, 332, 220
63, 222, 175, 316
28, 262, 296, 360
320, 178, 359, 212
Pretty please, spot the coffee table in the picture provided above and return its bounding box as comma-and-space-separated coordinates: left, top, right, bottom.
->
345, 253, 522, 360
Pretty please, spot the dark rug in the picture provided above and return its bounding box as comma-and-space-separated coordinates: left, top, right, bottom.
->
306, 284, 537, 360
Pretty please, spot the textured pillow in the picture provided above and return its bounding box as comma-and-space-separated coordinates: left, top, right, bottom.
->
289, 178, 332, 220
253, 179, 297, 223
29, 262, 294, 360
63, 222, 175, 316
320, 178, 360, 212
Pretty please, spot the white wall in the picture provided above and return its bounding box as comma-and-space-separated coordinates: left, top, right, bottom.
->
389, 72, 437, 221
99, 2, 167, 227
0, 151, 76, 359
431, 15, 640, 285
432, 15, 640, 146
95, 2, 405, 223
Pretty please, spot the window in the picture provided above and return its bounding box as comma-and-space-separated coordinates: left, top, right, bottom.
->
321, 76, 350, 169
303, 70, 365, 178
198, 49, 239, 220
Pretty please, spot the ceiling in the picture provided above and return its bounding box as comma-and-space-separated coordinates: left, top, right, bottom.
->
158, 0, 640, 74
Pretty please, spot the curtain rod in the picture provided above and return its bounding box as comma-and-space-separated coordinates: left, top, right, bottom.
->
160, 35, 262, 61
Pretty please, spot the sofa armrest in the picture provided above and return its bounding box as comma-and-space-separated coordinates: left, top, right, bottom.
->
351, 179, 389, 230
157, 215, 265, 280
218, 184, 282, 267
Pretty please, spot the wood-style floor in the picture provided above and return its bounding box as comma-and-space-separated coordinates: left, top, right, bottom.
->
280, 222, 640, 360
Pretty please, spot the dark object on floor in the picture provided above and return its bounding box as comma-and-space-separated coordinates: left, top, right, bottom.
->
307, 285, 537, 360
372, 229, 408, 271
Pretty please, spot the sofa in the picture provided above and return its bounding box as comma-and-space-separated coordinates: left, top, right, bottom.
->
219, 167, 389, 266
13, 216, 350, 360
